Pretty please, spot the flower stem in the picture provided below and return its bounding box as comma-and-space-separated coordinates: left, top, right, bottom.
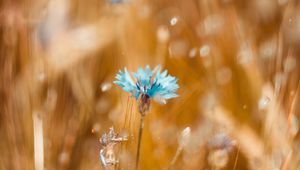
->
168, 146, 182, 169
135, 114, 145, 170
233, 145, 240, 170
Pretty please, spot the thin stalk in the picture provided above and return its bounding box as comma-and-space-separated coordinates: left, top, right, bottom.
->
33, 112, 44, 170
167, 146, 182, 170
135, 115, 145, 170
233, 145, 240, 170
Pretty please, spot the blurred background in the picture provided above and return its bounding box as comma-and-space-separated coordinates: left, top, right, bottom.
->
0, 0, 300, 169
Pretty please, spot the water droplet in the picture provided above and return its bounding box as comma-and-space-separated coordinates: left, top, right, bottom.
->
199, 45, 210, 57
170, 17, 178, 26
188, 47, 197, 58
156, 26, 170, 43
101, 82, 112, 92
258, 96, 270, 110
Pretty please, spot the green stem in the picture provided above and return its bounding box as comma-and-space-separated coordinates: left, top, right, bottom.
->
135, 115, 145, 170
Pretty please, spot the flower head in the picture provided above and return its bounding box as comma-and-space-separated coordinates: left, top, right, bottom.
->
114, 65, 179, 105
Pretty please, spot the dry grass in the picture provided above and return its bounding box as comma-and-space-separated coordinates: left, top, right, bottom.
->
0, 0, 300, 170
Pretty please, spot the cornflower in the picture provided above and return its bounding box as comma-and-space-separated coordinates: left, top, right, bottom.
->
114, 65, 179, 170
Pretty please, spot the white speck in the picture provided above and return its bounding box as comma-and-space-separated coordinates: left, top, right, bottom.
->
101, 82, 112, 92
179, 127, 191, 148
157, 26, 170, 43
199, 45, 210, 57
170, 17, 178, 26
258, 96, 270, 110
188, 48, 197, 58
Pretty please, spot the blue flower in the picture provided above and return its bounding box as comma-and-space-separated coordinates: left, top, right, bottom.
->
114, 65, 179, 104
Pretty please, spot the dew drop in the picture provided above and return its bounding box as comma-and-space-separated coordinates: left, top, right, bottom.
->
156, 26, 170, 43
101, 82, 112, 92
188, 47, 197, 58
258, 96, 270, 110
170, 17, 178, 26
199, 45, 210, 57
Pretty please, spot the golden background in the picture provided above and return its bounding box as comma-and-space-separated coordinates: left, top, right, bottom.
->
0, 0, 300, 170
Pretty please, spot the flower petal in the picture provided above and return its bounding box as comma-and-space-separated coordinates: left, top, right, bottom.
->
114, 68, 139, 99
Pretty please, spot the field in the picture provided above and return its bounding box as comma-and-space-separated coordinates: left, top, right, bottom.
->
0, 0, 300, 170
